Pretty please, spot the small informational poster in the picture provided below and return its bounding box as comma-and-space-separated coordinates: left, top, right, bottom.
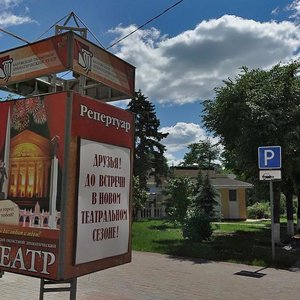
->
0, 200, 19, 225
76, 139, 130, 264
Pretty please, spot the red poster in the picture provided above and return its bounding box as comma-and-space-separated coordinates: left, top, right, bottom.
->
0, 91, 134, 280
73, 35, 135, 98
0, 34, 69, 85
0, 32, 135, 102
72, 93, 134, 148
0, 93, 67, 279
71, 92, 134, 268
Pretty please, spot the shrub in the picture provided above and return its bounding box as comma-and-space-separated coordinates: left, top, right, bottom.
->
247, 202, 270, 219
132, 176, 149, 221
164, 177, 194, 225
182, 209, 213, 242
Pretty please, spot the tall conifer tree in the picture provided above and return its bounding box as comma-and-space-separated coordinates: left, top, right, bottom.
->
127, 90, 169, 189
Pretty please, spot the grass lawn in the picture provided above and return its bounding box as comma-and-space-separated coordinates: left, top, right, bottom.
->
132, 219, 299, 269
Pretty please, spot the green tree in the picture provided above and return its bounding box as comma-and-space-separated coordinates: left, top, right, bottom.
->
194, 170, 204, 194
183, 209, 213, 242
182, 138, 221, 170
203, 62, 300, 239
127, 90, 169, 189
132, 176, 149, 221
164, 176, 194, 225
183, 171, 216, 241
193, 173, 218, 218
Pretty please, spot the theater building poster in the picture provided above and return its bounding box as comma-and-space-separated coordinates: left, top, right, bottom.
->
0, 94, 66, 279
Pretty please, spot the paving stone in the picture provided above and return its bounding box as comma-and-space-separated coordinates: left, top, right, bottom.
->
0, 251, 300, 299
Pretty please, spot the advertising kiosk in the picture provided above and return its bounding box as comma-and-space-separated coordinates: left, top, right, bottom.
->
0, 30, 135, 298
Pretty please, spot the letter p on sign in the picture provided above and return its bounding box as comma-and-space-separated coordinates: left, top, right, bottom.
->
264, 150, 274, 165
258, 146, 281, 169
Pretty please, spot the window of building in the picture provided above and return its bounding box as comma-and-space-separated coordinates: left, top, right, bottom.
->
229, 189, 237, 201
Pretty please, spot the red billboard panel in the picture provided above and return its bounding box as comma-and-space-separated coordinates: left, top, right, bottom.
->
73, 35, 135, 98
67, 93, 134, 277
0, 94, 67, 279
71, 93, 133, 148
0, 32, 135, 101
0, 34, 69, 85
0, 91, 134, 280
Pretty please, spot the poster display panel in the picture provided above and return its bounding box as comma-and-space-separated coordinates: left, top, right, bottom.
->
0, 32, 135, 101
0, 93, 67, 279
0, 34, 69, 85
72, 93, 133, 268
76, 140, 130, 264
0, 27, 136, 281
73, 34, 135, 98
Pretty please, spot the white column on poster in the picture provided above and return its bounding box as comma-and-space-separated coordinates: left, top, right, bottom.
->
48, 156, 58, 229
49, 135, 59, 229
75, 139, 131, 264
3, 107, 10, 199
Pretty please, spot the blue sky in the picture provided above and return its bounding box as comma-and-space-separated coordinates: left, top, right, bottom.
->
1, 0, 300, 165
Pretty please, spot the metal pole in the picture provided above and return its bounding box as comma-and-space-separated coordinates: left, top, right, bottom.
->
70, 278, 77, 300
269, 180, 275, 260
0, 27, 30, 44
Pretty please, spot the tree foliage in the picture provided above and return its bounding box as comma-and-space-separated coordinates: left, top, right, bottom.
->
193, 173, 219, 218
203, 62, 300, 228
127, 90, 169, 189
132, 176, 149, 220
181, 171, 217, 241
182, 138, 221, 169
204, 63, 300, 181
183, 209, 213, 242
164, 176, 194, 225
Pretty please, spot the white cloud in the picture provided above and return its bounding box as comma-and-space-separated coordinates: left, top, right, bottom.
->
164, 152, 183, 167
111, 15, 300, 105
286, 0, 300, 19
110, 99, 130, 110
108, 15, 300, 164
0, 0, 34, 28
160, 122, 219, 166
161, 122, 206, 152
0, 0, 21, 10
271, 7, 280, 16
0, 12, 33, 26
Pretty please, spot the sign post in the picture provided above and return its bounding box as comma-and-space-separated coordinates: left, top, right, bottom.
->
269, 180, 275, 260
258, 146, 281, 261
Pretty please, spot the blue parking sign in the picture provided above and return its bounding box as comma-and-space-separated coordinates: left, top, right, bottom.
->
258, 146, 281, 169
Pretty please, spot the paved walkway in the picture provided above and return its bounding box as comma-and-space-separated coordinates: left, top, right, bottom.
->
1, 251, 300, 300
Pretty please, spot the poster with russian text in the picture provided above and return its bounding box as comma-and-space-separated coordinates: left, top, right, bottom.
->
73, 34, 135, 98
0, 93, 67, 279
75, 139, 130, 264
0, 34, 68, 86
